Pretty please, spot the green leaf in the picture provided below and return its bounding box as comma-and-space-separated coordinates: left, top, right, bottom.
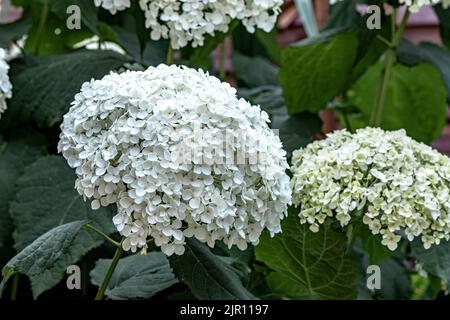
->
0, 17, 32, 48
358, 225, 394, 264
238, 86, 286, 117
347, 62, 448, 143
7, 155, 115, 297
142, 39, 169, 67
2, 50, 130, 128
279, 30, 358, 114
232, 53, 279, 88
255, 211, 358, 300
323, 0, 361, 30
111, 25, 141, 61
412, 239, 450, 286
398, 41, 450, 103
272, 113, 323, 157
10, 155, 115, 251
169, 238, 256, 300
1, 220, 87, 299
238, 86, 323, 156
90, 253, 178, 300
0, 133, 47, 250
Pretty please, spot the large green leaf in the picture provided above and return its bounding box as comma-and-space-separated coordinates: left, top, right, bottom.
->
1, 220, 87, 299
398, 41, 450, 103
169, 238, 256, 300
347, 62, 448, 143
232, 53, 279, 88
272, 113, 323, 157
412, 239, 450, 286
2, 50, 130, 128
90, 253, 178, 300
255, 211, 357, 300
0, 133, 46, 251
238, 86, 323, 156
323, 0, 361, 30
279, 30, 358, 114
358, 225, 394, 265
7, 155, 115, 297
10, 155, 115, 251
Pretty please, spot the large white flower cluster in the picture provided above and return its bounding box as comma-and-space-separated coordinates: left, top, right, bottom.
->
291, 128, 450, 251
93, 0, 130, 14
59, 64, 291, 256
139, 0, 283, 49
0, 48, 12, 118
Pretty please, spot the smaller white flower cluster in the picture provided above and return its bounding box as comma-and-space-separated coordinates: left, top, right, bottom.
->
59, 64, 291, 256
330, 0, 450, 12
0, 48, 12, 118
93, 0, 130, 14
399, 0, 450, 12
139, 0, 283, 49
291, 128, 450, 251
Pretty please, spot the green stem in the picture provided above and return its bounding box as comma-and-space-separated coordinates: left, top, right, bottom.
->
84, 224, 121, 248
34, 1, 49, 55
95, 242, 123, 300
341, 111, 353, 133
219, 43, 226, 81
10, 274, 19, 300
166, 45, 174, 65
369, 9, 410, 127
345, 225, 356, 256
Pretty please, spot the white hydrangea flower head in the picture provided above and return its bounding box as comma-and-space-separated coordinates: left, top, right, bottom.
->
0, 48, 13, 118
59, 64, 291, 256
400, 0, 448, 12
291, 128, 450, 251
330, 0, 449, 12
139, 0, 283, 49
94, 0, 130, 14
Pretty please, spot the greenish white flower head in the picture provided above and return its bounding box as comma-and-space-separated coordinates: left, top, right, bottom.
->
58, 64, 291, 256
0, 48, 12, 118
139, 0, 283, 49
93, 0, 130, 14
291, 128, 450, 251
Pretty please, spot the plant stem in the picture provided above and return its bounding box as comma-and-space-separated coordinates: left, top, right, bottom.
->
369, 9, 410, 127
10, 274, 19, 300
341, 111, 353, 133
84, 224, 121, 248
34, 1, 49, 55
219, 43, 227, 81
166, 45, 174, 65
345, 225, 355, 255
95, 242, 123, 300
